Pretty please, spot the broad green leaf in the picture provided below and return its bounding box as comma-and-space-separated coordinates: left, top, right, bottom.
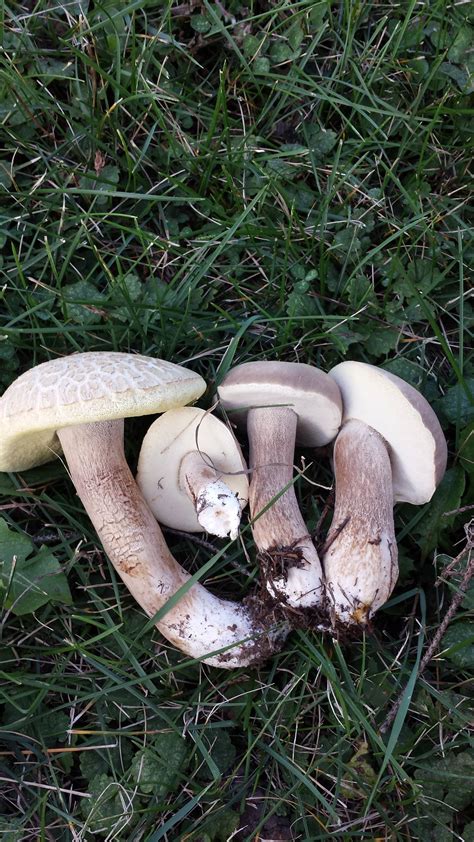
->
282, 182, 316, 212
412, 467, 465, 558
36, 59, 75, 80
463, 821, 474, 842
459, 422, 474, 476
439, 378, 474, 425
0, 518, 72, 615
62, 280, 106, 324
441, 624, 474, 670
327, 323, 364, 353
0, 474, 16, 494
397, 259, 444, 300
131, 732, 188, 797
447, 26, 474, 64
286, 281, 319, 318
439, 61, 472, 93
254, 57, 270, 73
270, 43, 293, 63
198, 729, 236, 781
188, 810, 239, 841
309, 1, 329, 28
331, 228, 363, 264
305, 128, 337, 162
34, 709, 69, 744
108, 274, 144, 321
80, 740, 134, 783
81, 773, 137, 836
340, 740, 377, 799
348, 275, 377, 308
287, 21, 305, 50
360, 324, 399, 357
78, 165, 120, 206
191, 15, 211, 34
383, 359, 425, 388
242, 35, 260, 57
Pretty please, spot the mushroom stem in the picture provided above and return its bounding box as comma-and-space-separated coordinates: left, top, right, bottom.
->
58, 420, 285, 668
247, 406, 323, 608
322, 418, 398, 626
179, 450, 242, 540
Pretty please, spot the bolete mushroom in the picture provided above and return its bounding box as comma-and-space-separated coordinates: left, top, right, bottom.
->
218, 361, 342, 609
323, 361, 448, 626
0, 352, 285, 667
136, 406, 249, 540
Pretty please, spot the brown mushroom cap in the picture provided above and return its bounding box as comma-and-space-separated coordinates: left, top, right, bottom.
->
0, 352, 206, 471
217, 361, 342, 447
329, 361, 447, 505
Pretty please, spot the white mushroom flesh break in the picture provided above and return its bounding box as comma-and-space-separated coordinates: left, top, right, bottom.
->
193, 476, 242, 540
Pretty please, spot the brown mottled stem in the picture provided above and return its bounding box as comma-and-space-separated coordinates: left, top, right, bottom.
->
247, 406, 323, 607
323, 419, 398, 626
58, 420, 285, 668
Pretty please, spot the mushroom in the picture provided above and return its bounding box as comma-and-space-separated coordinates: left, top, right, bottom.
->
0, 352, 286, 667
323, 361, 448, 627
136, 406, 249, 540
218, 361, 342, 609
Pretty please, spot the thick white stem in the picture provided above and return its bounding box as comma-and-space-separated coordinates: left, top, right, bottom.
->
58, 420, 285, 667
179, 451, 242, 540
323, 418, 398, 626
247, 406, 323, 608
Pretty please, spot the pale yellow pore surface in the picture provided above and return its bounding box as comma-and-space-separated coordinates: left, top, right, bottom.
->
0, 352, 206, 472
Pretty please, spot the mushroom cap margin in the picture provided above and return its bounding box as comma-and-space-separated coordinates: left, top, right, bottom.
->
0, 352, 206, 472
217, 360, 342, 447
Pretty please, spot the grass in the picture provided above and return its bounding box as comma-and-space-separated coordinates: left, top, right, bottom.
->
0, 0, 473, 839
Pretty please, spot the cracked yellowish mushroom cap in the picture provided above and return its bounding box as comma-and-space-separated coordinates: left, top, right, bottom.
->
323, 360, 448, 626
136, 406, 249, 539
218, 360, 342, 609
0, 352, 206, 472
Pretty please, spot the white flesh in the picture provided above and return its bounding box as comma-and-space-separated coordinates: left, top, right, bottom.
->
180, 451, 242, 539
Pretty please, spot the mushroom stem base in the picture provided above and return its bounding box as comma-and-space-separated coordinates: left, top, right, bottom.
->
247, 406, 323, 608
58, 420, 286, 667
